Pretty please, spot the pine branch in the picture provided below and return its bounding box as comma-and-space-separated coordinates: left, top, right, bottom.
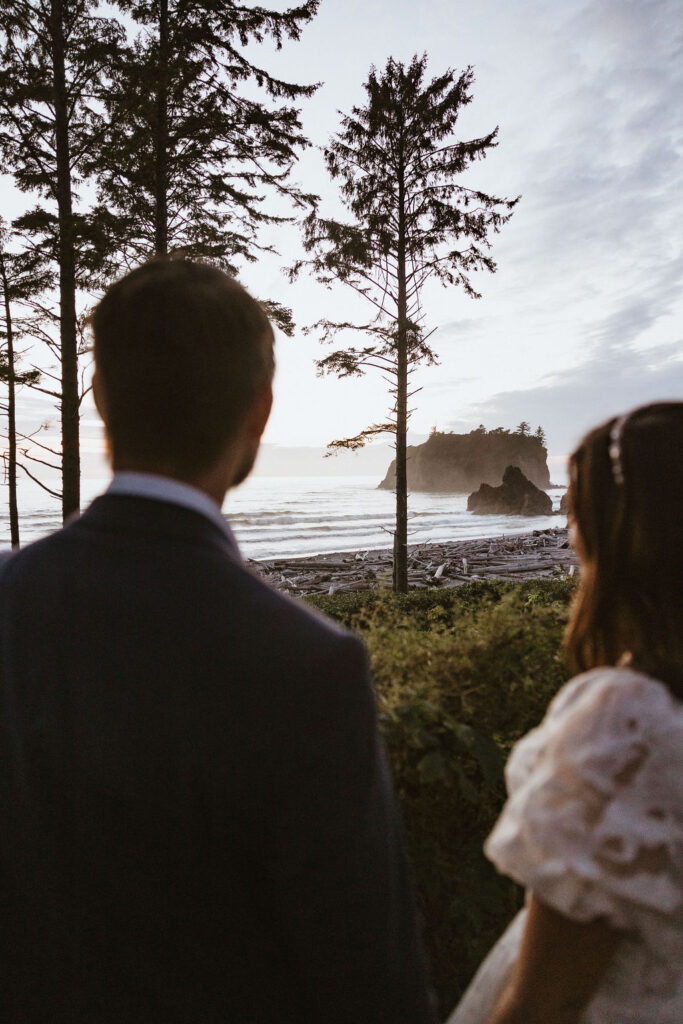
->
17, 461, 62, 500
16, 430, 61, 457
325, 422, 397, 455
21, 450, 62, 473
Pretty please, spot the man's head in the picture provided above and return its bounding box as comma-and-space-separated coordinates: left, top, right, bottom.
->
92, 258, 274, 492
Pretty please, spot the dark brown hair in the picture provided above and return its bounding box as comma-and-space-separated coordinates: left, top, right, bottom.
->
564, 402, 683, 698
92, 258, 274, 477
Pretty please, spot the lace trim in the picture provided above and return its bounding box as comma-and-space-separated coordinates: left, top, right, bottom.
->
485, 668, 683, 929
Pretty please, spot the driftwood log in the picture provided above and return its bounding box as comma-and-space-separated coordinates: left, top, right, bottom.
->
248, 527, 578, 597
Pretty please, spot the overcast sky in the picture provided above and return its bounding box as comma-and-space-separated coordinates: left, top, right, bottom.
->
3, 0, 682, 476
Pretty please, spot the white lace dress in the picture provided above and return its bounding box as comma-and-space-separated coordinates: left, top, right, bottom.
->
448, 666, 683, 1024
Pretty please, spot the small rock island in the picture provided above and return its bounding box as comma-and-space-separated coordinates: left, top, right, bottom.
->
467, 465, 553, 516
378, 425, 551, 493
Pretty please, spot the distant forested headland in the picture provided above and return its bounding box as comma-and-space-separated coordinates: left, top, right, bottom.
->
379, 423, 549, 493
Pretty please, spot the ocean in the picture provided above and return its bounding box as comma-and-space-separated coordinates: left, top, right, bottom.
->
1, 475, 567, 560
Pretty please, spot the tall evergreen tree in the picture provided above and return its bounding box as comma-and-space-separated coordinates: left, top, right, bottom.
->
95, 0, 319, 328
293, 56, 519, 591
0, 221, 48, 546
0, 1, 122, 519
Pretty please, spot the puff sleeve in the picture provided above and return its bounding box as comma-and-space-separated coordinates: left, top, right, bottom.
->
485, 668, 683, 939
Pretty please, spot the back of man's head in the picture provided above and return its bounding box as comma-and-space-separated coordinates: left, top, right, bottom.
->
92, 258, 274, 478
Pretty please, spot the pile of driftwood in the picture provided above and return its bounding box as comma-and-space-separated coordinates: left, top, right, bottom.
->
248, 527, 578, 597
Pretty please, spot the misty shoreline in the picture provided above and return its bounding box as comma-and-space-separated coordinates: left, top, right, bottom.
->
249, 526, 576, 596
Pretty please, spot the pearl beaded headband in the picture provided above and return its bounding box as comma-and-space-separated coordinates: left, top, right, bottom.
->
608, 413, 629, 486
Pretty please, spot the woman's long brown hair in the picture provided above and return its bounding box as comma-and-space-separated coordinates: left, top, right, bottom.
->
564, 402, 683, 699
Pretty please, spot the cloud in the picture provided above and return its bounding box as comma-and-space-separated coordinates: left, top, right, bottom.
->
440, 0, 683, 453
486, 0, 683, 298
461, 338, 683, 454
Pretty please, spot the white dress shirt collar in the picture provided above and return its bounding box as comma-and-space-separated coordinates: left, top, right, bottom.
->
106, 471, 239, 554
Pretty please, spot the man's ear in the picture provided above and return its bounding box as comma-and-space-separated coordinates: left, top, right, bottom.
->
248, 383, 273, 440
92, 370, 107, 424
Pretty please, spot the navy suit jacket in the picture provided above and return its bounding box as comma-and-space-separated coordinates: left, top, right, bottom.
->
0, 495, 435, 1023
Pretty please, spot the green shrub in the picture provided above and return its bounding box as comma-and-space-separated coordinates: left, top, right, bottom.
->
308, 580, 575, 1014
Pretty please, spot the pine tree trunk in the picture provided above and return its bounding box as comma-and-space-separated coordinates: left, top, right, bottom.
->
394, 164, 409, 594
154, 0, 169, 255
51, 0, 80, 521
0, 255, 19, 547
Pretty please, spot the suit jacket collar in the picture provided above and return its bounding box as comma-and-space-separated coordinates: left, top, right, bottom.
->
77, 493, 242, 562
106, 472, 235, 542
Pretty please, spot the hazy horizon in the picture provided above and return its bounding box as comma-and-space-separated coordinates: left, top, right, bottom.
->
51, 431, 571, 487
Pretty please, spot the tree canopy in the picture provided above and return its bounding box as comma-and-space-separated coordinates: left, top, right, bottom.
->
0, 0, 123, 517
95, 0, 320, 285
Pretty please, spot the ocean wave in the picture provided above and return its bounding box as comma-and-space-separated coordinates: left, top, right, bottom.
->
227, 510, 393, 527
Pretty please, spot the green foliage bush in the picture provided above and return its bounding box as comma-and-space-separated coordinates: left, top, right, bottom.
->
309, 579, 576, 1014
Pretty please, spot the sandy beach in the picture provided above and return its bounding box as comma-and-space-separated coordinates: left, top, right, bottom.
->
249, 525, 577, 596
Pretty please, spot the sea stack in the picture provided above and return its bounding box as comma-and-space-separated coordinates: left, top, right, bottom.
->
378, 427, 550, 493
467, 465, 553, 516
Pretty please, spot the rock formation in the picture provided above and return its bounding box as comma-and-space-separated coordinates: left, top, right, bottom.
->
379, 427, 551, 493
467, 465, 553, 516
559, 491, 569, 515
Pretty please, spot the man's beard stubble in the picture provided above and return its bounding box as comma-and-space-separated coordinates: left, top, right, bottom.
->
230, 439, 260, 489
